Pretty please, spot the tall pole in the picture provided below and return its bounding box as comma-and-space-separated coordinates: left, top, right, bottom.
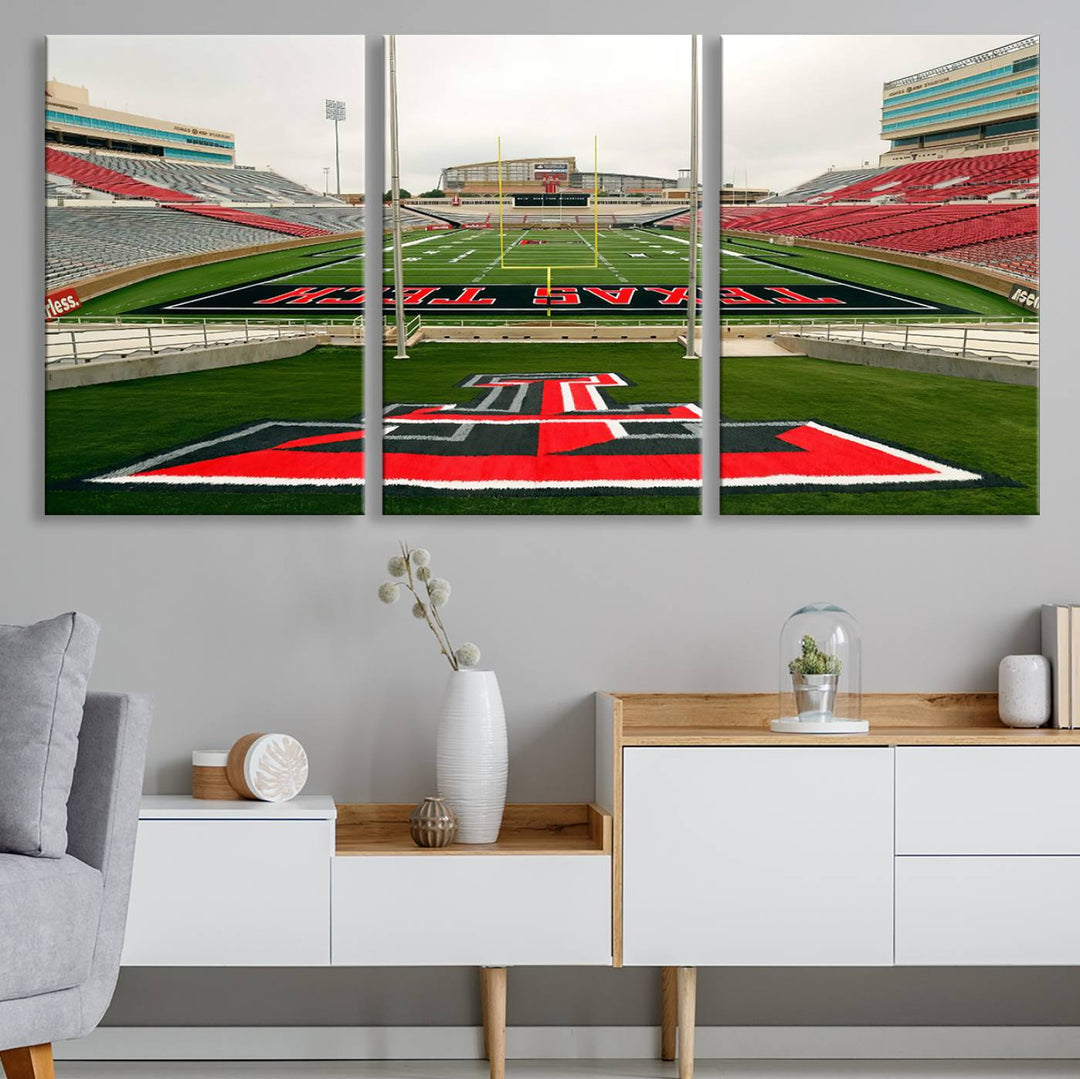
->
684, 34, 700, 360
325, 99, 346, 196
389, 35, 409, 359
334, 119, 341, 196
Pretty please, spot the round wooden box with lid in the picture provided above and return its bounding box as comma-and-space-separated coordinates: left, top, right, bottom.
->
191, 750, 242, 800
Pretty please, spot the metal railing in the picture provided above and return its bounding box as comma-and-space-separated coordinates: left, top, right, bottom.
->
46, 320, 316, 366
783, 322, 1039, 365
723, 313, 1037, 327
386, 315, 693, 329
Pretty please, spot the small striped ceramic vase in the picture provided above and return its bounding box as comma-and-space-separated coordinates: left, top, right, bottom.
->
409, 796, 458, 848
435, 669, 507, 844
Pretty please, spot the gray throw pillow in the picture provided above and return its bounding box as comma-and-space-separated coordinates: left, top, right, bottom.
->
0, 613, 100, 857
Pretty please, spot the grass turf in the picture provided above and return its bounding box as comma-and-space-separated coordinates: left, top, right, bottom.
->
383, 341, 701, 515
721, 234, 1023, 320
64, 225, 1020, 325
385, 226, 697, 288
720, 355, 1037, 515
45, 346, 363, 515
71, 237, 365, 320
66, 227, 701, 323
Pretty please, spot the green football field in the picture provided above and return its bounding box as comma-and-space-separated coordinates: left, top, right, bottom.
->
66, 226, 702, 322
387, 225, 697, 288
69, 236, 367, 321
45, 346, 363, 515
721, 355, 1038, 515
62, 221, 1026, 325
721, 234, 1025, 320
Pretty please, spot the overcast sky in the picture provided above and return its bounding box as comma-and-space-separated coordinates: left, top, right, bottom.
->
723, 35, 1032, 194
394, 36, 699, 194
48, 36, 364, 194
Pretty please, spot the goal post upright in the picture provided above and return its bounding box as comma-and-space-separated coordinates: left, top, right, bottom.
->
498, 136, 505, 269
593, 134, 599, 269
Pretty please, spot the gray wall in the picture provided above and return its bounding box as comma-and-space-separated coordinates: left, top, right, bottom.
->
8, 0, 1079, 1030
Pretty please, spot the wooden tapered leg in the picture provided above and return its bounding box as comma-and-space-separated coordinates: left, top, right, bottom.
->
660, 966, 678, 1061
1, 1044, 56, 1079
480, 967, 491, 1060
480, 966, 507, 1079
677, 966, 697, 1079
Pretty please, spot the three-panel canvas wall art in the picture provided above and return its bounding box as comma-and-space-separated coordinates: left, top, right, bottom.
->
44, 34, 1039, 516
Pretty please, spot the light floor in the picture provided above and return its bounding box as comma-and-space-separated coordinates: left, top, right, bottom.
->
53, 1063, 1080, 1079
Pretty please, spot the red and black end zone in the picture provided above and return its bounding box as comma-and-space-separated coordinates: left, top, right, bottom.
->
720, 420, 1017, 492
135, 282, 968, 318
69, 420, 365, 489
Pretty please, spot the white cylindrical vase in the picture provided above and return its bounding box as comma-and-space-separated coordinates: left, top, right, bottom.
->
998, 654, 1052, 728
436, 669, 507, 844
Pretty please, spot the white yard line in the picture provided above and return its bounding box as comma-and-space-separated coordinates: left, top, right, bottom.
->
475, 230, 528, 282
574, 229, 628, 284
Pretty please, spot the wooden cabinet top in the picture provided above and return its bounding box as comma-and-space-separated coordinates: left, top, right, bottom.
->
598, 692, 1080, 746
335, 803, 612, 856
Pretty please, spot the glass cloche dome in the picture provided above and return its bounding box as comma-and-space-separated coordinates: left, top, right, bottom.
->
773, 603, 866, 734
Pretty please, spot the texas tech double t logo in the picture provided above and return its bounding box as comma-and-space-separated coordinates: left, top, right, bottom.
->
384, 372, 701, 491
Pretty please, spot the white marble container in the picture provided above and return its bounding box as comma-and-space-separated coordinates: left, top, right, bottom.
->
998, 654, 1052, 728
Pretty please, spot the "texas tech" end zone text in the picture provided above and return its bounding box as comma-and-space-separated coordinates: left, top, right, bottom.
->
248, 284, 854, 313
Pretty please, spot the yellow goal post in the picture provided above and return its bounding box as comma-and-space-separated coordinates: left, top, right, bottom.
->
497, 135, 600, 272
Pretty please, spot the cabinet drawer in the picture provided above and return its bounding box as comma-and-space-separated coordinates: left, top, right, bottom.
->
896, 747, 1080, 854
896, 856, 1080, 964
122, 819, 333, 966
332, 855, 611, 966
622, 747, 894, 967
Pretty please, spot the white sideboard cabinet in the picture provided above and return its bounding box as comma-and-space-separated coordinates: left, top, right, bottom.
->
331, 803, 612, 966
122, 798, 611, 1079
122, 796, 336, 967
622, 746, 894, 966
895, 745, 1080, 965
598, 692, 1080, 1079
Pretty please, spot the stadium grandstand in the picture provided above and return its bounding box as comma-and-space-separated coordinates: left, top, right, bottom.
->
45, 81, 365, 290
438, 156, 680, 196
734, 38, 1039, 284
46, 207, 298, 289
398, 202, 690, 229
879, 37, 1038, 165
723, 204, 1037, 278
46, 80, 236, 165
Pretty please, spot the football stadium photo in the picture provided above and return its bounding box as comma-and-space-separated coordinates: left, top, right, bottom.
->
381, 35, 703, 516
720, 35, 1039, 515
45, 36, 366, 515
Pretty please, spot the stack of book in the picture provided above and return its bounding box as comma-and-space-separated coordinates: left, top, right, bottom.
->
1042, 604, 1080, 728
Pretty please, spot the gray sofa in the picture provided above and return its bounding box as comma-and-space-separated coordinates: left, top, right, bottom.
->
0, 692, 152, 1078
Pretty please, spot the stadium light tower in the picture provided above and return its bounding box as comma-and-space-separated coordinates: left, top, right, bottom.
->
322, 166, 330, 196
325, 98, 346, 197
684, 34, 700, 360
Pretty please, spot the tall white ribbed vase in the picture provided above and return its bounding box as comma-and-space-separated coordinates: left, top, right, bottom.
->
436, 668, 507, 844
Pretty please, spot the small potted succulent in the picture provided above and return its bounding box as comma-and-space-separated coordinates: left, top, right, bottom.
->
378, 543, 505, 845
788, 634, 843, 721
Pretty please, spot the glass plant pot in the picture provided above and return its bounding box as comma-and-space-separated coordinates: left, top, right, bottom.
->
773, 603, 866, 734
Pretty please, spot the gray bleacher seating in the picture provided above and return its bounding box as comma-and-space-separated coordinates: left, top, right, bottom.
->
80, 151, 343, 205
257, 206, 368, 233
46, 207, 292, 288
758, 167, 887, 204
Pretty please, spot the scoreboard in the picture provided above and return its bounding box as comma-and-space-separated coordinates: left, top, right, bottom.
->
514, 193, 590, 208
532, 161, 570, 180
